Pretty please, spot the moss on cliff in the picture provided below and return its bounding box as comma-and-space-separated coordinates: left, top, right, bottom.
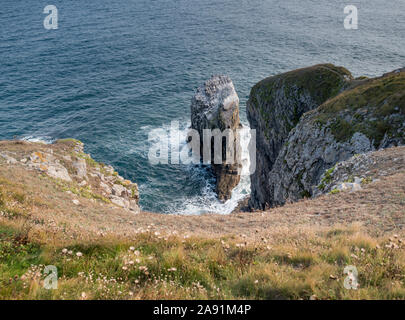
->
56, 138, 83, 145
315, 72, 405, 147
280, 64, 352, 105
317, 73, 405, 116
318, 166, 336, 191
248, 64, 352, 143
251, 64, 352, 108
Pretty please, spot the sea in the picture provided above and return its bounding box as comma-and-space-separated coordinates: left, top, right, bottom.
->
1, 0, 404, 214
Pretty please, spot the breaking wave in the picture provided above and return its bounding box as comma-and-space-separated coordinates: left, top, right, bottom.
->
139, 119, 252, 215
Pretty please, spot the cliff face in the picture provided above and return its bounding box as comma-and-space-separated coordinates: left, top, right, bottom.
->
191, 75, 242, 201
247, 64, 353, 209
248, 65, 405, 209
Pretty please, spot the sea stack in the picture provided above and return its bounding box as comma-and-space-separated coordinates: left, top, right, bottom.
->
190, 75, 242, 201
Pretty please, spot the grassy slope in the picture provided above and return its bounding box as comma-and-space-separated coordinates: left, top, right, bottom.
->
314, 72, 405, 146
1, 219, 404, 300
1, 141, 404, 300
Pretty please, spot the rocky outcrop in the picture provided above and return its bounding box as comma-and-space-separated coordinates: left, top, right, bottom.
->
248, 66, 405, 209
190, 75, 242, 201
0, 152, 18, 164
314, 146, 405, 196
247, 64, 353, 209
29, 150, 73, 182
0, 139, 140, 213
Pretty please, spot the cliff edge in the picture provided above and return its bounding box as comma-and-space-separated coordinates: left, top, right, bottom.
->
0, 139, 140, 213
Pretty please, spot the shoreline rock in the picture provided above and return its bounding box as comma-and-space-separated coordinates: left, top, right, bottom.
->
0, 139, 140, 213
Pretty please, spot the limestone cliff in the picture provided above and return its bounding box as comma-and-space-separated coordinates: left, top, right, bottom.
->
269, 70, 405, 206
191, 75, 242, 201
247, 64, 353, 209
247, 65, 405, 209
313, 146, 405, 196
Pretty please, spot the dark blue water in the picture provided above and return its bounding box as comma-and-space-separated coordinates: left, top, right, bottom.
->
1, 0, 404, 213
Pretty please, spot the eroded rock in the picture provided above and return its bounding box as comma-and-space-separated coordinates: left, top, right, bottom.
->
29, 151, 72, 182
247, 64, 353, 209
73, 159, 87, 179
0, 152, 18, 164
112, 184, 127, 197
2, 138, 141, 214
247, 65, 405, 208
190, 75, 242, 201
314, 147, 405, 196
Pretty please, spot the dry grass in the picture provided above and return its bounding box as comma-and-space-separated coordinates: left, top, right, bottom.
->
0, 141, 404, 299
1, 219, 404, 300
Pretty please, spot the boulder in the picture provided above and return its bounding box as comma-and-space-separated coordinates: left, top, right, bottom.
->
100, 181, 112, 194
110, 195, 128, 208
112, 184, 127, 197
0, 152, 18, 164
46, 163, 72, 182
73, 159, 87, 179
29, 151, 72, 182
129, 200, 140, 213
79, 180, 87, 187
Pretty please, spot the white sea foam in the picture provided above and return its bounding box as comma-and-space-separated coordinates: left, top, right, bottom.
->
20, 135, 54, 144
144, 119, 252, 215
19, 122, 252, 215
172, 124, 251, 215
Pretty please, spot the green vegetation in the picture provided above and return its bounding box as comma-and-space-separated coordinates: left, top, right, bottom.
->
280, 64, 351, 105
318, 166, 336, 191
76, 152, 99, 169
344, 176, 355, 183
249, 64, 352, 141
330, 118, 355, 143
55, 180, 110, 204
56, 138, 83, 145
300, 190, 311, 198
0, 222, 403, 300
0, 181, 31, 219
315, 73, 405, 147
295, 171, 311, 199
252, 64, 351, 109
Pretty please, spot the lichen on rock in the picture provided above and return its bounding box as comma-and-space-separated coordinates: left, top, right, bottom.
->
0, 139, 141, 213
